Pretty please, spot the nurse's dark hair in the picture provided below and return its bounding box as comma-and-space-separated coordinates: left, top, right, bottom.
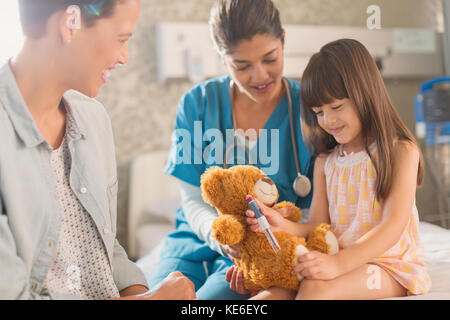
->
300, 38, 424, 201
18, 0, 121, 39
209, 0, 284, 55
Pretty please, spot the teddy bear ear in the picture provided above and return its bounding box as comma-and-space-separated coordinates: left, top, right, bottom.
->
200, 166, 232, 207
252, 177, 279, 207
200, 166, 224, 185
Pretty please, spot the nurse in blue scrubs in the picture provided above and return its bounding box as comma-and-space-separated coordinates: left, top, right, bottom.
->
147, 0, 314, 300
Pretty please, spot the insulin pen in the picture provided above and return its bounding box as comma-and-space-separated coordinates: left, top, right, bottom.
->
246, 196, 281, 254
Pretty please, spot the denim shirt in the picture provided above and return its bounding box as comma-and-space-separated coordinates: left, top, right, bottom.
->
0, 62, 147, 300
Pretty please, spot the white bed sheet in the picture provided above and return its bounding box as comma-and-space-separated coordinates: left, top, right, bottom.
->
136, 221, 450, 299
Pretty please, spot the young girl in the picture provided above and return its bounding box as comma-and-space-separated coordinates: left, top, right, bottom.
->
227, 38, 432, 300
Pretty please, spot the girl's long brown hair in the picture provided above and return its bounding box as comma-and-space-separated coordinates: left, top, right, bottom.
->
300, 39, 424, 201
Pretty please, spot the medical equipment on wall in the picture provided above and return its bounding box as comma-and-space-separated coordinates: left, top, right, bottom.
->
415, 77, 450, 228
156, 23, 444, 83
224, 78, 312, 199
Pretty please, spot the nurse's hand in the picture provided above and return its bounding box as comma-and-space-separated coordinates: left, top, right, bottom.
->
226, 266, 260, 297
226, 265, 250, 295
221, 245, 241, 260
245, 197, 289, 233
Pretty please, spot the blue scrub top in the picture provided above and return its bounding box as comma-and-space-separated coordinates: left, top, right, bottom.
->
165, 75, 313, 209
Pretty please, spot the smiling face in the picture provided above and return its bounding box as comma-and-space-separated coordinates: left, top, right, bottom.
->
312, 98, 364, 153
64, 0, 140, 97
223, 33, 284, 105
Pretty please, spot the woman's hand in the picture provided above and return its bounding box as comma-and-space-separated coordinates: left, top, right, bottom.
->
292, 251, 344, 281
115, 272, 196, 300
245, 196, 288, 233
146, 272, 197, 300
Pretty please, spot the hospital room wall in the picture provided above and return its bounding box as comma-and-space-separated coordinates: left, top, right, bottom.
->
95, 0, 445, 249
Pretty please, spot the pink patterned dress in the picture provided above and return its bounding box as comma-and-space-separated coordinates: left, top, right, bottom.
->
325, 144, 431, 295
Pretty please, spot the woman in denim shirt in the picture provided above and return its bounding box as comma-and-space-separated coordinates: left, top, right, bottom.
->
0, 0, 195, 300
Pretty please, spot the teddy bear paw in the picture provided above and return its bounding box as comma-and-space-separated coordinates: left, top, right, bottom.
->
294, 244, 309, 281
325, 231, 339, 255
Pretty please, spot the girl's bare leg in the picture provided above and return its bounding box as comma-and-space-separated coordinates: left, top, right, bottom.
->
249, 287, 297, 300
296, 263, 407, 300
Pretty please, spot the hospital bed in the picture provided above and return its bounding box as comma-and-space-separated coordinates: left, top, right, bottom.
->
129, 151, 450, 300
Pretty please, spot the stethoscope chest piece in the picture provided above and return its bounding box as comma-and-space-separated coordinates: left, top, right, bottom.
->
293, 173, 312, 198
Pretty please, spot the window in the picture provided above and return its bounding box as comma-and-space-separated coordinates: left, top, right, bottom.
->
0, 1, 24, 63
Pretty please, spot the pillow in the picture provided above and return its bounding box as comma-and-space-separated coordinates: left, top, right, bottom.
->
142, 196, 181, 224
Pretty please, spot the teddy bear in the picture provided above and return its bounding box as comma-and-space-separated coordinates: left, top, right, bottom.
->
200, 165, 339, 291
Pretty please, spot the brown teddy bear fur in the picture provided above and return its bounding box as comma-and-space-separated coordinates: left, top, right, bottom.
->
201, 165, 335, 291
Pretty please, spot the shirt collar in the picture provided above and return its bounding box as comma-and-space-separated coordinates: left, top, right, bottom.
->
62, 96, 86, 142
0, 61, 87, 148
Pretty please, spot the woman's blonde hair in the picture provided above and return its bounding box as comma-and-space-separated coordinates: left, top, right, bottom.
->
300, 39, 424, 201
18, 0, 120, 39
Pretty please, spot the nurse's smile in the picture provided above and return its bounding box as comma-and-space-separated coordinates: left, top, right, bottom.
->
251, 81, 274, 95
224, 34, 284, 105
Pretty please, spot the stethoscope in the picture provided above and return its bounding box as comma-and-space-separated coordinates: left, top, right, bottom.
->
224, 78, 312, 198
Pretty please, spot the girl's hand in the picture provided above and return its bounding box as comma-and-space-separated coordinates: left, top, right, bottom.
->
245, 196, 288, 233
292, 251, 344, 281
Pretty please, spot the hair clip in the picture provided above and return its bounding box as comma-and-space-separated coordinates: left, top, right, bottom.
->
83, 0, 107, 17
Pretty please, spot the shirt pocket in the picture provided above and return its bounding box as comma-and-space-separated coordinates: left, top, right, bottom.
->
106, 179, 118, 236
